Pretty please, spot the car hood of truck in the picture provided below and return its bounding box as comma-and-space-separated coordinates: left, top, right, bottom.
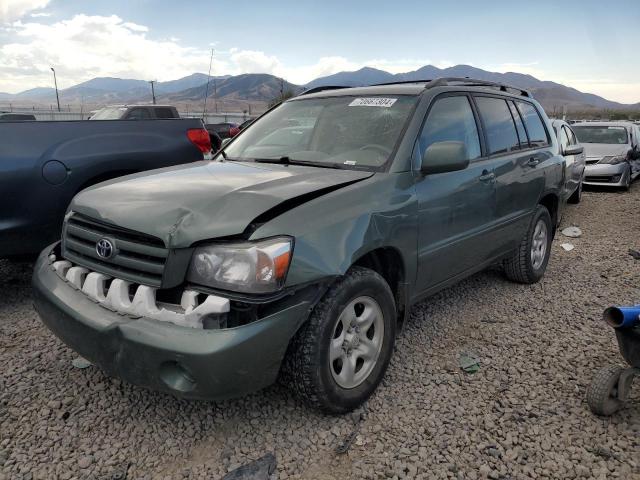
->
70, 160, 374, 247
582, 143, 631, 158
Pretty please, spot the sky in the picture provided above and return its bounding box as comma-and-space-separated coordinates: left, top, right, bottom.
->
1, 0, 639, 103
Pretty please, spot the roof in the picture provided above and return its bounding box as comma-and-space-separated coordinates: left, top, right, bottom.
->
102, 104, 177, 109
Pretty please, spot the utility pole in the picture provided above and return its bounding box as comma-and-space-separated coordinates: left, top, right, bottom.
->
50, 67, 61, 112
148, 80, 157, 104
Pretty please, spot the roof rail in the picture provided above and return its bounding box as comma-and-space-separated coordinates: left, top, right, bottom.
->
298, 85, 351, 96
425, 77, 531, 97
371, 79, 433, 86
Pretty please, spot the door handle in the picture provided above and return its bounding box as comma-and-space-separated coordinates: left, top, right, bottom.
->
527, 157, 540, 167
479, 171, 495, 183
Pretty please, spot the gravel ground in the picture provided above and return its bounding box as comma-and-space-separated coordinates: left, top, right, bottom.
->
1, 184, 639, 480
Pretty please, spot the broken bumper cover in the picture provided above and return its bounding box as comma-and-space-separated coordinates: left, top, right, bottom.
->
32, 243, 314, 400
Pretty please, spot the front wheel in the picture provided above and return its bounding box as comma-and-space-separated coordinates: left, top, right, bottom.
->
503, 205, 552, 284
281, 266, 396, 413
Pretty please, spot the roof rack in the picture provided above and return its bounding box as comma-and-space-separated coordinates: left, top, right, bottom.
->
425, 77, 531, 97
298, 85, 351, 96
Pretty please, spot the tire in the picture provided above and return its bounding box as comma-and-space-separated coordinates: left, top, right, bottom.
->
568, 179, 582, 204
503, 205, 552, 284
587, 364, 624, 416
622, 168, 631, 191
281, 266, 397, 413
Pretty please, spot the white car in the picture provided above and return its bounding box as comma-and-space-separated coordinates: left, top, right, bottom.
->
572, 121, 640, 190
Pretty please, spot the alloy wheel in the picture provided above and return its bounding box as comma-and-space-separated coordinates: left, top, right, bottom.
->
530, 219, 548, 270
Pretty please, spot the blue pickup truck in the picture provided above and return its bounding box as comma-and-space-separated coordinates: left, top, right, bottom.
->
0, 118, 211, 258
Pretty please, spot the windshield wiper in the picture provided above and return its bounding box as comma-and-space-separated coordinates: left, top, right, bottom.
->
253, 157, 342, 169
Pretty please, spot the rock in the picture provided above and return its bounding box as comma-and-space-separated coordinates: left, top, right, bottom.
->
78, 456, 93, 469
561, 226, 582, 238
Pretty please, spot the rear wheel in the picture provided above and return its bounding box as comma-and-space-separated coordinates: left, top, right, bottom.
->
503, 205, 552, 284
281, 266, 396, 413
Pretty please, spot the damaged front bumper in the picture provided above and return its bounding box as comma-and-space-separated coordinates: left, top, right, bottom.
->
32, 243, 316, 400
583, 163, 629, 187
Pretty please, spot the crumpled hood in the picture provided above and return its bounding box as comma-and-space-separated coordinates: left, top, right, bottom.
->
70, 160, 373, 247
583, 143, 631, 158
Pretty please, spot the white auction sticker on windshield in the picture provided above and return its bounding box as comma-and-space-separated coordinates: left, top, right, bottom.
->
349, 97, 397, 107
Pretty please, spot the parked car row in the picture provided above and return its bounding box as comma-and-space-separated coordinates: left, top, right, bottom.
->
4, 78, 634, 412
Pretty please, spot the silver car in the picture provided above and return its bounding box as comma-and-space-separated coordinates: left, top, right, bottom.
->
552, 120, 586, 203
572, 121, 640, 190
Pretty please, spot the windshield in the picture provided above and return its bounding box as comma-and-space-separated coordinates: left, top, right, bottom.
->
222, 95, 418, 169
89, 107, 127, 120
572, 126, 629, 144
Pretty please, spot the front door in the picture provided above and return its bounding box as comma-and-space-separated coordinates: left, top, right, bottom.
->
414, 94, 496, 293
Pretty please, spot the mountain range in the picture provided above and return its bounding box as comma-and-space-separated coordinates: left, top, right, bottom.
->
1, 65, 638, 113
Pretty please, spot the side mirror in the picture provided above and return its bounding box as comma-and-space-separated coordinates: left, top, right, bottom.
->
221, 138, 231, 147
421, 141, 470, 174
563, 145, 583, 156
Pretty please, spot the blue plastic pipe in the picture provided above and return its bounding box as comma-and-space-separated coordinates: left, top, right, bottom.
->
603, 305, 640, 329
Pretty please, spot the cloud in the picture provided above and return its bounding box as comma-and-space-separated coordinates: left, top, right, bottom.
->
30, 12, 51, 18
0, 0, 50, 23
0, 14, 212, 92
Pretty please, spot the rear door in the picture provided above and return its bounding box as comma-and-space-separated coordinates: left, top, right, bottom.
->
414, 94, 497, 292
473, 95, 534, 249
481, 97, 550, 246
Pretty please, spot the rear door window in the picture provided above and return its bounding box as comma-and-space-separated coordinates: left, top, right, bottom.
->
516, 102, 549, 147
475, 96, 520, 155
154, 107, 175, 119
417, 95, 481, 162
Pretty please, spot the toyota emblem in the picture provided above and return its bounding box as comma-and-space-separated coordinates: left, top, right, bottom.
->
96, 238, 114, 259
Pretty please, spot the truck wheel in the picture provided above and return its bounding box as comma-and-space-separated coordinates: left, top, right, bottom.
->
503, 205, 552, 284
587, 364, 624, 416
568, 180, 582, 204
281, 266, 396, 413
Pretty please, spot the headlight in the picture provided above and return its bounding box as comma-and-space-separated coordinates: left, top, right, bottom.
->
600, 155, 627, 165
187, 237, 293, 293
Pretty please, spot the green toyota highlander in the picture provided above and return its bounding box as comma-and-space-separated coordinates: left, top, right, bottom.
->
33, 78, 565, 413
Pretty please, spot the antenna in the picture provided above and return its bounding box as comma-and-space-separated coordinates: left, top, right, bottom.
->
148, 80, 157, 104
202, 48, 214, 119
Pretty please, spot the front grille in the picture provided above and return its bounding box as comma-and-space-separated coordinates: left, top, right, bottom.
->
585, 175, 616, 183
62, 213, 168, 287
